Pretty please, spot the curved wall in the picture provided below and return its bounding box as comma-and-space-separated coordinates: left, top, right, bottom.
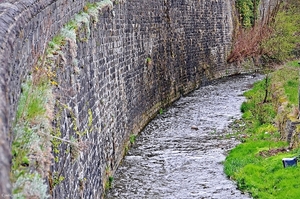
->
0, 0, 249, 197
0, 0, 94, 195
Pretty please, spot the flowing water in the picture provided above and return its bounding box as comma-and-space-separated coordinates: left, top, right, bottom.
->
106, 74, 263, 199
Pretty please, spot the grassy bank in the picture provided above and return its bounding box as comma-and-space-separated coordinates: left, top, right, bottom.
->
224, 61, 300, 199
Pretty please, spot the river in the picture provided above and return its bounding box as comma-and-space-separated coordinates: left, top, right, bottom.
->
106, 74, 263, 199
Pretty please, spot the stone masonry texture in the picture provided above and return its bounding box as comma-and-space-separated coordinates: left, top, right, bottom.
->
0, 0, 262, 197
0, 0, 93, 196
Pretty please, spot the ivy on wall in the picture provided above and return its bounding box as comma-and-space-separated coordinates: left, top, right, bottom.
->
236, 0, 260, 28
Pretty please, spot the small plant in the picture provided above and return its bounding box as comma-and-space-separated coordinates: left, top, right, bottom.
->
13, 173, 50, 199
84, 2, 96, 12
104, 165, 113, 190
105, 166, 111, 176
75, 12, 91, 41
263, 73, 271, 103
52, 172, 65, 187
210, 129, 217, 135
124, 145, 129, 156
12, 73, 53, 198
129, 134, 136, 144
159, 108, 164, 115
60, 20, 77, 43
145, 57, 152, 66
105, 176, 114, 190
88, 109, 93, 127
96, 0, 113, 10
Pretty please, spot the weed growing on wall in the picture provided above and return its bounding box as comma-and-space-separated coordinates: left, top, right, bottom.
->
97, 0, 113, 10
145, 57, 152, 66
61, 21, 77, 42
129, 134, 137, 144
13, 173, 49, 199
11, 0, 114, 197
85, 3, 100, 24
159, 108, 164, 115
105, 176, 114, 189
104, 166, 114, 191
75, 12, 91, 42
12, 72, 54, 198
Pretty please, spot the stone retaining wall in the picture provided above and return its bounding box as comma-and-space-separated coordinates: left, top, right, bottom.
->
0, 0, 253, 197
0, 0, 94, 195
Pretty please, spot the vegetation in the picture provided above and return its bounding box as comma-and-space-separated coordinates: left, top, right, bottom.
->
145, 57, 152, 66
104, 166, 114, 190
105, 176, 114, 190
236, 0, 260, 28
224, 61, 300, 199
159, 108, 164, 115
11, 1, 115, 198
229, 0, 300, 63
12, 62, 53, 198
262, 0, 300, 62
129, 134, 137, 144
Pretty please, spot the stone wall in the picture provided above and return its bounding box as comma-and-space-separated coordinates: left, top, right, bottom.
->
0, 0, 253, 197
0, 0, 96, 195
51, 0, 241, 198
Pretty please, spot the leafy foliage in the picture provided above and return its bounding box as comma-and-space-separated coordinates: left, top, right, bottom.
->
129, 134, 137, 144
236, 0, 260, 28
229, 0, 300, 63
224, 62, 300, 198
262, 1, 300, 62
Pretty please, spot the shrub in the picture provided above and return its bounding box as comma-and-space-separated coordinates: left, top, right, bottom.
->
261, 3, 300, 62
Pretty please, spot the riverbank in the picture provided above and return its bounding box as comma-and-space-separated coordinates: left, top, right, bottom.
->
224, 61, 300, 199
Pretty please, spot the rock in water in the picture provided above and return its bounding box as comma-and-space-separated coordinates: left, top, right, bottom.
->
191, 125, 199, 130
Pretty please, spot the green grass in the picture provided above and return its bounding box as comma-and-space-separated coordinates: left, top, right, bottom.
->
12, 76, 52, 198
271, 62, 299, 106
231, 152, 300, 199
224, 61, 300, 199
262, 1, 300, 62
283, 67, 299, 105
285, 79, 298, 105
286, 60, 300, 67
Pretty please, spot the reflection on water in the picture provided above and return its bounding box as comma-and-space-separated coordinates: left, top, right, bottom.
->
106, 74, 263, 199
